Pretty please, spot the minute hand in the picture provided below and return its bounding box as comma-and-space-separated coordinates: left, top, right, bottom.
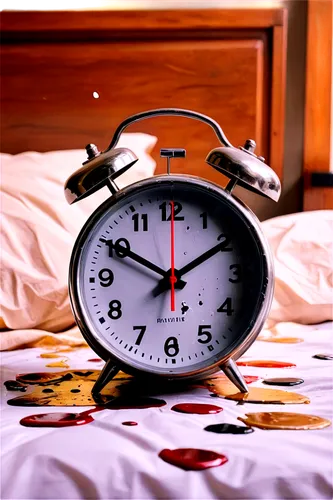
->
178, 237, 232, 276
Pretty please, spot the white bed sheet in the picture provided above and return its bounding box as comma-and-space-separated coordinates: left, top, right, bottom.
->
1, 322, 333, 500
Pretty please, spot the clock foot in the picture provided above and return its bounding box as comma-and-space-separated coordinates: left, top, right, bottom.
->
221, 358, 249, 393
92, 358, 120, 401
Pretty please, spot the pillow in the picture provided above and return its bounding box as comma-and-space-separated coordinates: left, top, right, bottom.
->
0, 133, 157, 335
262, 210, 333, 326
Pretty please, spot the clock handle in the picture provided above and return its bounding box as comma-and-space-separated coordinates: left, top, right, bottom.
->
91, 358, 120, 403
105, 107, 280, 203
220, 358, 249, 393
64, 107, 280, 204
105, 108, 233, 151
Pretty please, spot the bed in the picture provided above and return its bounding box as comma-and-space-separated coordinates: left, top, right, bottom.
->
1, 6, 333, 500
1, 320, 332, 500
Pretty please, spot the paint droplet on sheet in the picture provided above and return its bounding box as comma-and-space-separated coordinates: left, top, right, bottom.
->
244, 376, 260, 384
122, 421, 138, 426
20, 407, 102, 427
263, 377, 304, 387
238, 412, 331, 430
8, 370, 131, 407
204, 423, 254, 434
88, 358, 102, 363
225, 387, 310, 404
46, 360, 70, 369
237, 360, 296, 368
93, 91, 100, 99
4, 380, 27, 392
313, 353, 333, 360
201, 374, 259, 397
159, 448, 228, 471
171, 403, 223, 414
257, 337, 303, 344
39, 353, 62, 359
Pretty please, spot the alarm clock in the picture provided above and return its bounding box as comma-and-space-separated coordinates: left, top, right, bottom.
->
64, 108, 280, 399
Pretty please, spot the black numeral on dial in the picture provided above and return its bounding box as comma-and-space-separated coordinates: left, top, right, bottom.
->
217, 297, 234, 316
104, 238, 130, 258
164, 337, 179, 357
108, 300, 122, 320
132, 213, 148, 232
200, 212, 208, 229
98, 268, 114, 287
197, 325, 212, 344
133, 325, 146, 346
159, 201, 184, 221
217, 233, 233, 251
229, 264, 242, 283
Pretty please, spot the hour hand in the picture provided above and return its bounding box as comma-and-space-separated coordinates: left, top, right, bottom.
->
100, 238, 187, 286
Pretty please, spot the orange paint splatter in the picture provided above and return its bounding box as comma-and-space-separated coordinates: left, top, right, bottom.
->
237, 360, 296, 368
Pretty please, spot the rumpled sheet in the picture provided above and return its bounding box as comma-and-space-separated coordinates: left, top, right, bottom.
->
1, 322, 332, 500
262, 210, 333, 326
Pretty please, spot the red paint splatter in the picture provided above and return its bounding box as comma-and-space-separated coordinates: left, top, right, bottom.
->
159, 448, 228, 471
122, 421, 138, 426
171, 403, 223, 414
20, 407, 103, 427
237, 360, 296, 368
87, 358, 102, 362
244, 375, 260, 383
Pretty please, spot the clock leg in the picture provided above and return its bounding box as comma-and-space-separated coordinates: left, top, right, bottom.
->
221, 358, 249, 393
92, 358, 120, 401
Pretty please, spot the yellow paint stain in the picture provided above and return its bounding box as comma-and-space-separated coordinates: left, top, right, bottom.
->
9, 370, 133, 407
39, 353, 62, 359
46, 360, 70, 369
226, 387, 310, 404
201, 376, 243, 397
257, 337, 304, 344
55, 348, 75, 353
239, 412, 331, 430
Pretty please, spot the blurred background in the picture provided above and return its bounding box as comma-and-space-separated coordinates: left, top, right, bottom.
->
1, 0, 332, 219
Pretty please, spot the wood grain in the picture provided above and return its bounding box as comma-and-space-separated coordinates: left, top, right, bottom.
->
270, 16, 288, 180
303, 0, 333, 210
1, 9, 285, 38
1, 39, 265, 186
1, 8, 287, 187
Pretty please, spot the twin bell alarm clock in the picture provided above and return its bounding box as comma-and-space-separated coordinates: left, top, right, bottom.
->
64, 108, 281, 398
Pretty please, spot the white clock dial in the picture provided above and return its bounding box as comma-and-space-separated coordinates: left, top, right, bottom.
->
74, 178, 266, 375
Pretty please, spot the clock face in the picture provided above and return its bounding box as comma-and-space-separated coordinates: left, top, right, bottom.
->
72, 176, 268, 375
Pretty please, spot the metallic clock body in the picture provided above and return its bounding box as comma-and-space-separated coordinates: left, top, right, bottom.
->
68, 174, 274, 382
65, 108, 280, 396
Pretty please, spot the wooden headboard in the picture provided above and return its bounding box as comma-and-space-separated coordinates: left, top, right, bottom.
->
1, 8, 289, 219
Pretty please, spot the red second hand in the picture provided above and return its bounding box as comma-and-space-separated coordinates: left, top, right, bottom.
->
170, 201, 176, 312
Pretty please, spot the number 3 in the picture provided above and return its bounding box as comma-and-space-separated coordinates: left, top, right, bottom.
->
229, 264, 242, 283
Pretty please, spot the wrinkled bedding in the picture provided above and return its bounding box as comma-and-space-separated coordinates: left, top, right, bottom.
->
1, 322, 332, 500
